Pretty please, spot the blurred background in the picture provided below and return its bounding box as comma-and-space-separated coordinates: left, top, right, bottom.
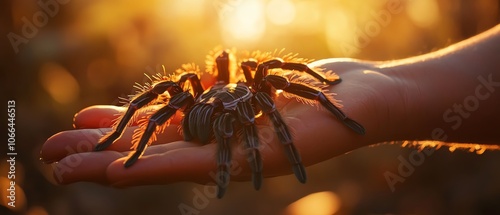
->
1, 0, 500, 214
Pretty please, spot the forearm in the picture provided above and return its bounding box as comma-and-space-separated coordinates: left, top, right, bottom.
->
381, 24, 500, 144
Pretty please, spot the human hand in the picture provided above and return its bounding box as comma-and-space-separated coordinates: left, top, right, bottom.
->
40, 59, 399, 187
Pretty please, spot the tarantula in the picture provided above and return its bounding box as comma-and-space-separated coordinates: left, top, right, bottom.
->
94, 49, 365, 198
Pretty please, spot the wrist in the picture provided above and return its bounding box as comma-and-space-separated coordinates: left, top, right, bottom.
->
315, 25, 500, 147
379, 49, 500, 144
377, 61, 442, 142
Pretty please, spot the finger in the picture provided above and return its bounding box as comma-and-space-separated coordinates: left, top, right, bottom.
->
41, 124, 184, 163
52, 150, 125, 184
138, 141, 202, 156
95, 105, 307, 187
73, 105, 124, 129
107, 143, 218, 186
51, 141, 204, 185
74, 104, 184, 129
41, 129, 107, 163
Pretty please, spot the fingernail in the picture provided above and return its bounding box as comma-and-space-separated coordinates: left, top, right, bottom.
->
73, 112, 79, 128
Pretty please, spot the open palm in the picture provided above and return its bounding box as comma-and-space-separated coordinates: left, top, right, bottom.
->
41, 59, 393, 187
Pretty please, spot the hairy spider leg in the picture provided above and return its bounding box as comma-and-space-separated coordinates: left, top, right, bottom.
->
95, 73, 205, 151
252, 58, 341, 91
95, 81, 182, 151
240, 59, 258, 86
264, 75, 366, 135
124, 91, 195, 167
235, 101, 263, 190
281, 62, 341, 85
177, 73, 205, 98
213, 112, 235, 198
254, 92, 307, 183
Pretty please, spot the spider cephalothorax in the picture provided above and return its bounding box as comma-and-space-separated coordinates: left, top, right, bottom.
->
94, 49, 365, 198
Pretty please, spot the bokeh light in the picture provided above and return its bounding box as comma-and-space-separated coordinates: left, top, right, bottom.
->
39, 62, 80, 104
407, 0, 440, 28
284, 191, 341, 215
292, 1, 322, 35
0, 177, 27, 212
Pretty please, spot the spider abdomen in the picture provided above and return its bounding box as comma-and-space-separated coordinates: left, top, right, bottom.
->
185, 83, 254, 143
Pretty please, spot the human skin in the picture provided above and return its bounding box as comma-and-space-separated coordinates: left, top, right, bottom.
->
41, 24, 500, 187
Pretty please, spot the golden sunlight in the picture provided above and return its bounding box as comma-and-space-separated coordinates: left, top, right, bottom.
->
293, 1, 322, 35
267, 0, 296, 25
401, 141, 500, 154
325, 7, 357, 56
284, 191, 341, 215
407, 0, 440, 28
220, 0, 266, 45
86, 58, 117, 89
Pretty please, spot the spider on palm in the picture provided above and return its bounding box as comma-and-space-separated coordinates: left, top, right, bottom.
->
94, 49, 365, 198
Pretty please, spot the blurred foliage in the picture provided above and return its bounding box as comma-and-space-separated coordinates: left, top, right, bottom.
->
1, 0, 500, 214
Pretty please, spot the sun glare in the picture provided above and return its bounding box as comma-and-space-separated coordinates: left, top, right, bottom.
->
284, 191, 341, 215
220, 0, 266, 44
